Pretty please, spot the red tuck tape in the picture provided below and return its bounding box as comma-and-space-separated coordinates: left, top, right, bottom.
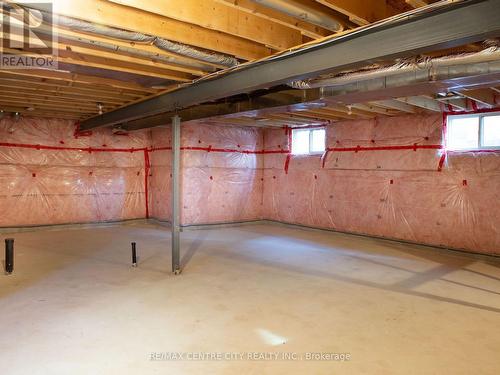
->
437, 152, 447, 172
321, 150, 329, 168
0, 139, 449, 219
327, 144, 442, 152
284, 154, 292, 174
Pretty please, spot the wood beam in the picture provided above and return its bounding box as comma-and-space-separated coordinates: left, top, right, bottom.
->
0, 99, 97, 114
437, 97, 469, 111
0, 69, 157, 94
0, 87, 125, 106
3, 47, 195, 82
57, 40, 207, 77
298, 110, 343, 121
320, 103, 375, 118
0, 73, 146, 98
396, 96, 442, 112
215, 0, 331, 39
0, 79, 141, 102
210, 116, 272, 127
0, 106, 82, 120
55, 42, 200, 79
370, 99, 418, 113
314, 0, 386, 25
108, 0, 302, 50
50, 25, 223, 70
43, 0, 272, 60
0, 93, 111, 109
268, 114, 312, 125
350, 103, 399, 116
2, 22, 211, 77
270, 112, 326, 123
273, 112, 327, 123
405, 0, 429, 9
458, 89, 498, 108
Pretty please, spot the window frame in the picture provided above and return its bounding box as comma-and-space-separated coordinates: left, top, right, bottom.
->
446, 111, 500, 151
291, 127, 326, 155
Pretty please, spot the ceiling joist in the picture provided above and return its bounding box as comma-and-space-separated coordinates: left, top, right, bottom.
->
41, 0, 273, 60
107, 0, 303, 50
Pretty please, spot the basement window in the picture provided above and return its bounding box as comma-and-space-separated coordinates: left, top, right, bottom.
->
291, 128, 326, 155
447, 112, 500, 150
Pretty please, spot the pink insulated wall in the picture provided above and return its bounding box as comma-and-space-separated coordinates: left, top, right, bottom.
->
263, 113, 500, 255
1, 114, 498, 255
0, 117, 150, 227
148, 122, 265, 225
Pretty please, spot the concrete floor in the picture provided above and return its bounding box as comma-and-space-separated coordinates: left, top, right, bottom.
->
1, 222, 499, 375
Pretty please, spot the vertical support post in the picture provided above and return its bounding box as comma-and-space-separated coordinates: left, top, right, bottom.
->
5, 238, 14, 275
131, 242, 137, 267
171, 115, 181, 275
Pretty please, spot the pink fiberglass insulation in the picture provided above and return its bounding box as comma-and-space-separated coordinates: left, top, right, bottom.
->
263, 113, 500, 255
148, 122, 264, 225
1, 113, 498, 255
0, 117, 150, 226
149, 127, 172, 222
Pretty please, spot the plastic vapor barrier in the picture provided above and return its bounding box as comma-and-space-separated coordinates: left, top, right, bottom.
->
263, 113, 500, 255
149, 122, 264, 225
1, 113, 498, 255
0, 117, 150, 226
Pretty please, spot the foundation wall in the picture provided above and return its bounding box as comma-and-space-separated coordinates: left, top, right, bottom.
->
0, 117, 150, 227
262, 113, 500, 255
2, 114, 497, 255
148, 122, 264, 225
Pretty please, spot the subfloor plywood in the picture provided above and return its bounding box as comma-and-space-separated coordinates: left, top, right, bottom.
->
1, 223, 500, 374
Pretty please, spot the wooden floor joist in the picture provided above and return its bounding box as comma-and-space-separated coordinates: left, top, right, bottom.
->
108, 0, 303, 50
0, 70, 159, 93
0, 0, 497, 127
42, 0, 274, 60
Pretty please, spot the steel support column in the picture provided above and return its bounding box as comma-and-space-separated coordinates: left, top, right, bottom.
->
171, 115, 181, 274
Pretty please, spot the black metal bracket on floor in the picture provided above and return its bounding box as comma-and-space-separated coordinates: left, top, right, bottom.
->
131, 242, 137, 268
4, 238, 14, 275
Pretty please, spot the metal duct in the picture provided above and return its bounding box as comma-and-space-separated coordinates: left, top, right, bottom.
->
38, 26, 217, 72
316, 60, 500, 99
289, 46, 500, 89
27, 8, 239, 68
52, 14, 238, 67
54, 14, 155, 43
253, 0, 344, 32
153, 38, 238, 68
